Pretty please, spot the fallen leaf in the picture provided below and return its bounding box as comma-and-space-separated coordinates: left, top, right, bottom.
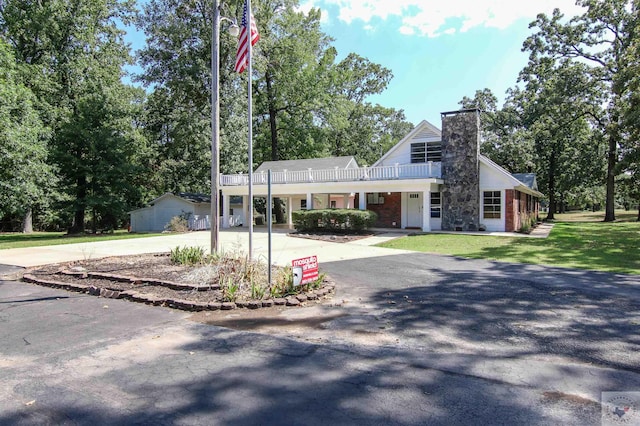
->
103, 305, 109, 309
25, 400, 36, 406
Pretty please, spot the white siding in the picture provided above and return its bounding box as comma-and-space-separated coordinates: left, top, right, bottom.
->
130, 207, 154, 232
376, 121, 442, 167
378, 132, 442, 167
479, 163, 511, 231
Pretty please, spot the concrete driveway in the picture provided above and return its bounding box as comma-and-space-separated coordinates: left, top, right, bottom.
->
0, 228, 410, 268
1, 230, 640, 425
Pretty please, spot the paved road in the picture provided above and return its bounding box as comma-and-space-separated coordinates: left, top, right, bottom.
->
2, 246, 640, 424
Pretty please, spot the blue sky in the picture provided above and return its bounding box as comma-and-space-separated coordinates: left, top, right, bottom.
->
124, 0, 584, 126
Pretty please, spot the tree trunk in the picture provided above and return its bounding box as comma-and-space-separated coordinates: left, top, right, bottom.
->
637, 203, 639, 222
22, 208, 33, 233
265, 70, 284, 223
545, 152, 556, 220
69, 174, 87, 234
604, 133, 617, 222
265, 70, 278, 162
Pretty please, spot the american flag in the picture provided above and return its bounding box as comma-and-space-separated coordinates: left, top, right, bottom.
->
234, 0, 260, 73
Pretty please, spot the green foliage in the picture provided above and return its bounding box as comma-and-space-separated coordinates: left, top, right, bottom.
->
250, 280, 266, 300
1, 0, 147, 233
522, 0, 640, 221
270, 266, 295, 298
519, 221, 531, 234
170, 246, 205, 265
0, 39, 57, 231
292, 209, 377, 232
221, 278, 240, 302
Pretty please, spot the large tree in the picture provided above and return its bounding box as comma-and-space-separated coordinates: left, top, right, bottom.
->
0, 39, 55, 232
517, 59, 605, 219
459, 88, 534, 174
252, 2, 336, 163
523, 0, 640, 221
137, 0, 250, 197
1, 0, 145, 233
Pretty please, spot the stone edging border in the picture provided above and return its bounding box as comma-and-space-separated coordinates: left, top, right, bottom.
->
59, 270, 216, 291
21, 273, 335, 312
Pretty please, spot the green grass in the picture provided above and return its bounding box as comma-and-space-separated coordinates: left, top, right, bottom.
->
377, 210, 640, 275
0, 230, 163, 250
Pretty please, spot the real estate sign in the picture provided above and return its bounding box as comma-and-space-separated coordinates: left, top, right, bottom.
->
292, 255, 318, 286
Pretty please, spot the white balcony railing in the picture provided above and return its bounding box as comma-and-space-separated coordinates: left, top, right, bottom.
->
220, 162, 441, 186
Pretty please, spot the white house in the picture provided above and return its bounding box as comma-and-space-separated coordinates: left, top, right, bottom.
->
218, 109, 543, 233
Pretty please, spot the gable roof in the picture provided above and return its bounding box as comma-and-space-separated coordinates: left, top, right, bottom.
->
480, 155, 543, 197
147, 192, 211, 207
512, 173, 538, 191
255, 156, 358, 173
372, 120, 442, 167
177, 192, 211, 203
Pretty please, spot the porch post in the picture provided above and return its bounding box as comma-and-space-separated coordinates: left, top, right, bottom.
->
358, 191, 366, 210
222, 193, 230, 229
343, 194, 350, 209
287, 196, 293, 228
242, 195, 249, 227
306, 193, 313, 210
422, 190, 431, 232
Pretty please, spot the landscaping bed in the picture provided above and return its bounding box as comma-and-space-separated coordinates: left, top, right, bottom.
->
22, 253, 334, 312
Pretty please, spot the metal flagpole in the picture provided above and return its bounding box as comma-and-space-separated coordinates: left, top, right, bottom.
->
247, 0, 254, 261
267, 169, 272, 284
210, 0, 220, 256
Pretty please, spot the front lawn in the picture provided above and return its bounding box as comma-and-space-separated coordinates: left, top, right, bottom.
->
0, 230, 163, 250
377, 211, 640, 275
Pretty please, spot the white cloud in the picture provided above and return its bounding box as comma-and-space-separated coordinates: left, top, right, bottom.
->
306, 0, 585, 37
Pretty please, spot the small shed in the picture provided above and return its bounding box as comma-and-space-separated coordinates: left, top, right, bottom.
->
129, 193, 212, 232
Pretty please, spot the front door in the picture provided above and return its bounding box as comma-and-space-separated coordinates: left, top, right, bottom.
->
407, 192, 422, 228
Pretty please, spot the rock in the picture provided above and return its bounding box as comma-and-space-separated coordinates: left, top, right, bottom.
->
273, 298, 287, 306
207, 303, 221, 311
286, 297, 300, 306
296, 294, 308, 303
235, 300, 248, 308
247, 301, 261, 309
306, 292, 318, 300
261, 300, 274, 307
221, 302, 236, 310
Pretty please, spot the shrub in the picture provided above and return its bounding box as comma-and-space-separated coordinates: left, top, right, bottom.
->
165, 215, 189, 233
519, 221, 531, 234
292, 209, 377, 232
170, 245, 205, 265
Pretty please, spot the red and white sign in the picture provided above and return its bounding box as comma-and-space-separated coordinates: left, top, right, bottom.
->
292, 255, 318, 286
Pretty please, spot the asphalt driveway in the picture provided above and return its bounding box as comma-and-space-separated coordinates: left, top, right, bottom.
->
1, 234, 640, 424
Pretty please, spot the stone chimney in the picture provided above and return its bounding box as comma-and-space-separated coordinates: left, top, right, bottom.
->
440, 109, 480, 231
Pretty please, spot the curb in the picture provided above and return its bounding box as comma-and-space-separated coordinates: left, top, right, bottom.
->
21, 273, 335, 313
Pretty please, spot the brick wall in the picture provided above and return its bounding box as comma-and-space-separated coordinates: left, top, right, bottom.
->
505, 189, 515, 232
365, 192, 402, 228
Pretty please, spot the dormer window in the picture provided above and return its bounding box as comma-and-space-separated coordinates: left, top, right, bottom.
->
411, 141, 441, 163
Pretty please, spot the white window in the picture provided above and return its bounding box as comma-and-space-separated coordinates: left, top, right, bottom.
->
430, 192, 441, 218
411, 142, 442, 163
367, 193, 385, 204
483, 191, 501, 219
